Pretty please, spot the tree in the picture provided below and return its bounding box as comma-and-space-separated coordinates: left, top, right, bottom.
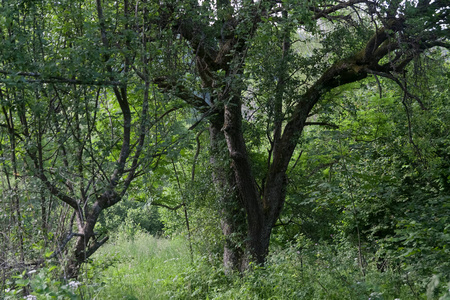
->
153, 0, 449, 271
0, 0, 182, 278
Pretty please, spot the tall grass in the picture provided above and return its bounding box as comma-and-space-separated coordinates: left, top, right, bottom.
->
82, 231, 450, 300
85, 231, 192, 299
4, 227, 449, 299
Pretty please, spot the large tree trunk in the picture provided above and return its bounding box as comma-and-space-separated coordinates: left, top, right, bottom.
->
66, 225, 95, 278
209, 115, 247, 272
222, 94, 272, 266
220, 82, 318, 267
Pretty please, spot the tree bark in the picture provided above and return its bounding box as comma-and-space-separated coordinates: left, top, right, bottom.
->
209, 114, 247, 272
65, 200, 107, 278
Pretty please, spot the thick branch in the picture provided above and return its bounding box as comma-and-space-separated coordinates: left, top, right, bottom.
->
96, 0, 132, 207
0, 70, 123, 86
154, 77, 210, 112
312, 0, 369, 19
152, 202, 184, 210
85, 236, 109, 259
305, 122, 339, 129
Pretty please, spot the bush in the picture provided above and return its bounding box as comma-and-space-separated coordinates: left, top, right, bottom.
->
163, 238, 424, 299
96, 199, 164, 236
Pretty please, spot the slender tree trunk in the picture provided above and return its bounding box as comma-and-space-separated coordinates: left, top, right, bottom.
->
40, 185, 48, 247
3, 106, 25, 263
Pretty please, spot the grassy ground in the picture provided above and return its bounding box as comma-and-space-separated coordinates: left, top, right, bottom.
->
4, 229, 448, 299
76, 231, 450, 300
83, 232, 192, 299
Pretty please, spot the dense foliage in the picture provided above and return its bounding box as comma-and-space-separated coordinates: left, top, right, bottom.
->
1, 0, 449, 298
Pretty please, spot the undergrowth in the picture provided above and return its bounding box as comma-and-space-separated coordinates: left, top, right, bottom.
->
87, 231, 450, 299
4, 230, 449, 299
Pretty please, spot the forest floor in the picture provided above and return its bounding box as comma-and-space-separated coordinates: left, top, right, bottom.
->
75, 230, 445, 300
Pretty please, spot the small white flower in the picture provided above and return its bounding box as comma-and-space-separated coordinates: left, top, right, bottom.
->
27, 270, 37, 275
24, 295, 37, 300
5, 288, 10, 293
68, 281, 81, 289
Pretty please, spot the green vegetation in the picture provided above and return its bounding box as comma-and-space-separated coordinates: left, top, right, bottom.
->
1, 0, 450, 299
4, 229, 450, 299
89, 233, 191, 300
51, 230, 450, 299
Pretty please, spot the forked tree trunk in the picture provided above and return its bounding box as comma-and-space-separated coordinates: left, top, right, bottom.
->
65, 201, 108, 278
220, 87, 312, 268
